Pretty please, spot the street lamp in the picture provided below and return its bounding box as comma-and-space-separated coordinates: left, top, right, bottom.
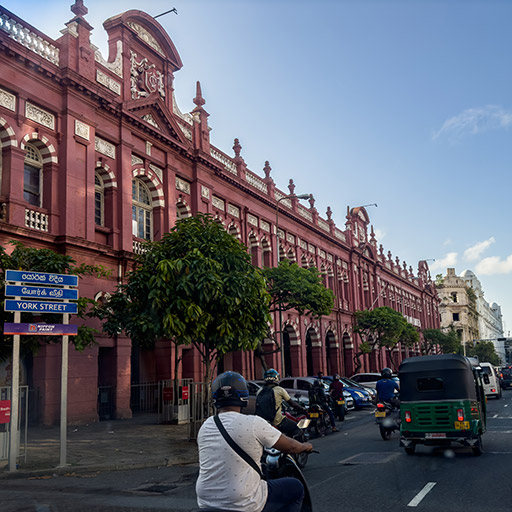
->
274, 192, 310, 377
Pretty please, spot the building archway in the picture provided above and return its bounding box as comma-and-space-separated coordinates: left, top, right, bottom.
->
325, 330, 336, 375
282, 324, 298, 377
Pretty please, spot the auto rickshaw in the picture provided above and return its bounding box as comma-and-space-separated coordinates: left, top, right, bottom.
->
398, 354, 486, 456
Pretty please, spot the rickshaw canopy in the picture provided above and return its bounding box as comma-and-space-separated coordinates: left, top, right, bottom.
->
399, 354, 478, 402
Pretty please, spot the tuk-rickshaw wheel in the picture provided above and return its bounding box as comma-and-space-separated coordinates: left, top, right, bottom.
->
472, 435, 483, 456
404, 445, 416, 455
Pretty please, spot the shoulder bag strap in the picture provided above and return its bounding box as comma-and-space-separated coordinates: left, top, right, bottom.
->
213, 415, 265, 480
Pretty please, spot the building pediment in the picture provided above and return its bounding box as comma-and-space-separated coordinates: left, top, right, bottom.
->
124, 95, 191, 146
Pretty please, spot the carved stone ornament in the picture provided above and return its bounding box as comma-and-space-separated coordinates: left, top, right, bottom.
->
130, 51, 165, 100
93, 40, 123, 78
201, 185, 210, 200
247, 214, 258, 227
95, 136, 116, 159
96, 69, 121, 95
127, 22, 165, 56
74, 120, 90, 140
149, 164, 163, 182
142, 113, 159, 129
0, 87, 15, 111
228, 204, 240, 218
260, 220, 270, 232
131, 154, 143, 166
26, 102, 55, 130
212, 196, 225, 211
175, 177, 190, 194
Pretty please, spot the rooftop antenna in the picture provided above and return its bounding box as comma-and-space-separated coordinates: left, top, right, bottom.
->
154, 7, 178, 19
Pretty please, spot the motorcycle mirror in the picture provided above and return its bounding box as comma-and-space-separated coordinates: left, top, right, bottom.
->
297, 418, 311, 429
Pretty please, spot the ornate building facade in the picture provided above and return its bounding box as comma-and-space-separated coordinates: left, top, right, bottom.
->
0, 2, 440, 424
437, 268, 504, 361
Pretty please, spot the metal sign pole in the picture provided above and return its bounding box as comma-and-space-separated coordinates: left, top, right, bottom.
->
59, 312, 69, 467
8, 311, 20, 472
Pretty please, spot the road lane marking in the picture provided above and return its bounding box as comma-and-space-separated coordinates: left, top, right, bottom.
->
493, 414, 498, 418
407, 482, 437, 507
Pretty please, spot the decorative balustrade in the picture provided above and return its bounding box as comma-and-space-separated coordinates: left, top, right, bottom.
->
210, 148, 237, 175
298, 205, 313, 222
25, 209, 48, 232
245, 171, 268, 194
318, 219, 330, 232
0, 13, 59, 65
274, 190, 292, 208
132, 239, 148, 255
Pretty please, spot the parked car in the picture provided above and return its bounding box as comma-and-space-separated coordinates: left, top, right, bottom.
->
279, 376, 355, 411
350, 372, 399, 390
316, 375, 372, 409
340, 376, 377, 401
500, 366, 512, 389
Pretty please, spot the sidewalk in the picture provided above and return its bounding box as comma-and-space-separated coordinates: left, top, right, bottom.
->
0, 414, 199, 478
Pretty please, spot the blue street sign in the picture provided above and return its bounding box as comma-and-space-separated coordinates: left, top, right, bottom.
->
4, 323, 78, 336
5, 284, 79, 300
4, 300, 78, 314
5, 270, 78, 287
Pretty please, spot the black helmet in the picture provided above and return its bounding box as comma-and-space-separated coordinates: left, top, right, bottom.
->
212, 371, 249, 409
381, 368, 392, 379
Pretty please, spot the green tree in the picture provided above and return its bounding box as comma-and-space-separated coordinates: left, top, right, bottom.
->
0, 241, 109, 361
353, 306, 419, 373
258, 260, 334, 370
467, 340, 501, 366
421, 327, 461, 355
94, 214, 271, 388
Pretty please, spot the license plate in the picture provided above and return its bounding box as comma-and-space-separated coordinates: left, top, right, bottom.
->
309, 412, 319, 418
425, 433, 446, 439
337, 400, 345, 405
454, 421, 470, 430
375, 411, 386, 418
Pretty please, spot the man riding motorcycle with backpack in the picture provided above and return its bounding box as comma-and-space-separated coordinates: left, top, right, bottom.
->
255, 368, 308, 437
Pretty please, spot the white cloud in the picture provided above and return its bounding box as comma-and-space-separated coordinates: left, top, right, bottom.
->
433, 105, 512, 141
443, 239, 452, 246
475, 254, 512, 275
464, 237, 495, 261
429, 252, 458, 272
374, 228, 386, 242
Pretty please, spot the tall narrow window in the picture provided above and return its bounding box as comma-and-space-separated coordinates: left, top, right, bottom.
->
132, 178, 152, 240
24, 144, 42, 207
95, 172, 104, 226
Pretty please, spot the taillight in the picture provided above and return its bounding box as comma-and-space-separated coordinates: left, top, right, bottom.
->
376, 403, 385, 411
405, 410, 412, 423
491, 388, 496, 393
457, 408, 464, 422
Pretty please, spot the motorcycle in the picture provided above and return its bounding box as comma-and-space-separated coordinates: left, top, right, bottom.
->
375, 400, 400, 440
332, 394, 345, 421
306, 402, 332, 438
263, 446, 314, 512
282, 407, 311, 468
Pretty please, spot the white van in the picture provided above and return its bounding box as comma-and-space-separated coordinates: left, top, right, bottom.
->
479, 362, 502, 399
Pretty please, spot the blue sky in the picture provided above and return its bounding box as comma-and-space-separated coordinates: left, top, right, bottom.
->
6, 0, 512, 334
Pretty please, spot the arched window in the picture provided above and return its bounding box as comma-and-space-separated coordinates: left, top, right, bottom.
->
132, 178, 152, 240
24, 144, 42, 207
95, 172, 104, 226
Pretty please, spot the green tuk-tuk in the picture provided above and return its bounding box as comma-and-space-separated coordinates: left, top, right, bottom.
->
399, 354, 487, 456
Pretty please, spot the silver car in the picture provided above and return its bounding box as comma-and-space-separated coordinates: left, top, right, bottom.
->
279, 376, 355, 410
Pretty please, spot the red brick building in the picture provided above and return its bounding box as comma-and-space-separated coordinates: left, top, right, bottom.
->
0, 2, 440, 424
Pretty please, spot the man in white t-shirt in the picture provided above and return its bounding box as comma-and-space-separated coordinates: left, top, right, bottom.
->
196, 371, 313, 512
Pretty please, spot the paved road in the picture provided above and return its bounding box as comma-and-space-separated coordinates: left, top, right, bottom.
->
2, 394, 512, 511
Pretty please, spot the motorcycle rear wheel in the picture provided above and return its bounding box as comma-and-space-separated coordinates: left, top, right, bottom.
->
379, 424, 392, 440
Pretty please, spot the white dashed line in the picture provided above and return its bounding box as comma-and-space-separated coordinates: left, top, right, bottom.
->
408, 482, 437, 507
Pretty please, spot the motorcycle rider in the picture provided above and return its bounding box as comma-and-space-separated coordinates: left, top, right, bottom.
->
257, 368, 308, 437
329, 374, 345, 421
376, 367, 400, 409
309, 375, 338, 432
196, 371, 313, 512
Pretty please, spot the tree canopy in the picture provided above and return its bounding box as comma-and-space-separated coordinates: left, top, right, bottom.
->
353, 306, 419, 372
466, 340, 501, 366
94, 214, 271, 382
0, 241, 109, 361
421, 327, 461, 355
263, 260, 334, 317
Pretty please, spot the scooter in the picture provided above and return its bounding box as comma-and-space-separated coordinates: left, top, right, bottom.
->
263, 445, 314, 512
375, 400, 400, 440
281, 412, 311, 468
